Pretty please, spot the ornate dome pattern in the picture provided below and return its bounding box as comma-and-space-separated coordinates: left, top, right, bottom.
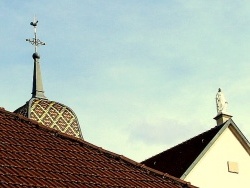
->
14, 98, 83, 138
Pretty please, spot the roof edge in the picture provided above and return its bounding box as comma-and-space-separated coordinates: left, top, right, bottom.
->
228, 120, 250, 155
180, 119, 249, 179
180, 121, 230, 179
118, 155, 195, 187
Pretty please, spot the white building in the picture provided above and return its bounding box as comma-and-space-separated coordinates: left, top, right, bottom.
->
142, 89, 250, 188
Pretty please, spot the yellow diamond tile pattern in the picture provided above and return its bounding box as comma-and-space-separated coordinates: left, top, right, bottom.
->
29, 98, 82, 138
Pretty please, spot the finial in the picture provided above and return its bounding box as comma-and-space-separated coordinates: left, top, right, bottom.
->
26, 18, 46, 99
26, 16, 45, 58
216, 88, 228, 114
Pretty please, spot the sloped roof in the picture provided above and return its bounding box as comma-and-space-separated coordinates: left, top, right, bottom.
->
0, 108, 195, 188
142, 124, 225, 178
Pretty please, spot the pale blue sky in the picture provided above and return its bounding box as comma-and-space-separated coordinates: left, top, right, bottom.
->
1, 1, 250, 161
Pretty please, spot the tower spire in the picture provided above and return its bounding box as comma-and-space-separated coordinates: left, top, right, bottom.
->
26, 17, 46, 99
15, 18, 83, 138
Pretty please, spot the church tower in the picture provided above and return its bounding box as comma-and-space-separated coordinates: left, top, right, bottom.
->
14, 18, 83, 138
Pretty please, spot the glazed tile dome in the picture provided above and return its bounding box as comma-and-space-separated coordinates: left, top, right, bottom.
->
15, 98, 83, 138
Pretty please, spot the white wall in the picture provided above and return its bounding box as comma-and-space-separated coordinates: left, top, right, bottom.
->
184, 126, 250, 188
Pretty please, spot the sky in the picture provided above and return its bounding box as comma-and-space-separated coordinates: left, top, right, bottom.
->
1, 1, 250, 161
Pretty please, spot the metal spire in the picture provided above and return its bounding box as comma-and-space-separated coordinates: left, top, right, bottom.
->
26, 17, 46, 99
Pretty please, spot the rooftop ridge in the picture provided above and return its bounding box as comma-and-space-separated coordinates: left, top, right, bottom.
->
5, 108, 196, 187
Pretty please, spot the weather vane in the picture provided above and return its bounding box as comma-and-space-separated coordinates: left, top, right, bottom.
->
26, 17, 45, 53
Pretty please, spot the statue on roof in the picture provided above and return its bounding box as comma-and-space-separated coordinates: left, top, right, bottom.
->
216, 88, 228, 114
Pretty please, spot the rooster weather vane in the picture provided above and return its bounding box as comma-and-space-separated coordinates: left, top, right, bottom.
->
26, 17, 45, 54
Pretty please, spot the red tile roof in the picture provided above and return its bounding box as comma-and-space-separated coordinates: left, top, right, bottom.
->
142, 124, 224, 178
0, 108, 196, 188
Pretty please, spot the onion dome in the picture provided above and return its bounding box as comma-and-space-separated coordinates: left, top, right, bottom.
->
14, 98, 82, 138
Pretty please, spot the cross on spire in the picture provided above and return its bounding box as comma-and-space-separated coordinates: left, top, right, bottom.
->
26, 17, 46, 99
26, 17, 45, 54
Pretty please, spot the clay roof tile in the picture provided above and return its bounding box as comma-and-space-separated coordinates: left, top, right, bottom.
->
1, 108, 196, 187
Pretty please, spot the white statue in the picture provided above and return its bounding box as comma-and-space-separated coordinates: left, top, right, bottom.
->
216, 88, 228, 114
